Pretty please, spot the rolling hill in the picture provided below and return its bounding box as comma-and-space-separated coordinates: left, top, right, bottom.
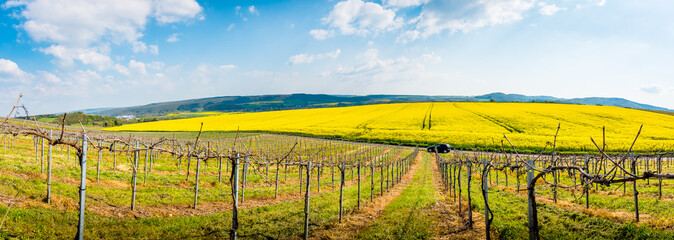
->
91, 93, 671, 117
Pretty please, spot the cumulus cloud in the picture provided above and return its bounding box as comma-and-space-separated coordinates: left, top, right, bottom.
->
219, 65, 238, 70
5, 0, 202, 69
289, 49, 342, 65
40, 45, 114, 70
396, 0, 536, 42
576, 0, 607, 9
38, 71, 61, 84
383, 0, 430, 8
248, 5, 259, 15
539, 2, 566, 16
129, 60, 148, 75
0, 58, 32, 83
167, 33, 180, 42
153, 0, 204, 24
322, 0, 402, 36
640, 85, 665, 94
309, 29, 335, 40
322, 49, 441, 83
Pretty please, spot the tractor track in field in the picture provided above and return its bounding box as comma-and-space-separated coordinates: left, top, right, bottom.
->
309, 150, 422, 239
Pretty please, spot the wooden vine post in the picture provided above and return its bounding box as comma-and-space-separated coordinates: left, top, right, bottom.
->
186, 146, 191, 181
467, 160, 473, 229
144, 148, 149, 184
526, 159, 539, 240
275, 157, 280, 199
132, 141, 139, 210
112, 142, 116, 171
339, 162, 345, 222
193, 151, 202, 209
458, 161, 462, 216
357, 160, 361, 209
241, 155, 249, 203
230, 154, 240, 240
584, 155, 592, 209
632, 156, 639, 222
75, 133, 87, 240
483, 158, 490, 240
658, 154, 663, 198
47, 130, 53, 203
97, 140, 102, 182
370, 157, 374, 202
304, 161, 312, 240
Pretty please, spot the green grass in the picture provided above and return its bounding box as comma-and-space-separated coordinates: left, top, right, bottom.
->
0, 134, 415, 239
450, 162, 674, 239
358, 153, 436, 239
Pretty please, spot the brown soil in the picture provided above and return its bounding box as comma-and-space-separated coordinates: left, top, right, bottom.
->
428, 154, 486, 240
310, 151, 421, 239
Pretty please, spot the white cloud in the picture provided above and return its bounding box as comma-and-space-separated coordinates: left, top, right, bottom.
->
15, 0, 152, 46
576, 0, 607, 9
5, 0, 201, 69
0, 58, 32, 83
227, 23, 235, 31
129, 60, 148, 75
38, 71, 61, 84
405, 0, 536, 41
289, 49, 342, 65
149, 44, 159, 55
383, 0, 430, 8
1, 0, 26, 8
70, 69, 101, 86
219, 65, 238, 70
539, 3, 566, 16
397, 30, 420, 43
146, 61, 164, 71
167, 33, 180, 42
640, 85, 665, 94
132, 41, 148, 53
41, 45, 114, 70
248, 5, 259, 15
153, 0, 204, 24
322, 0, 402, 36
309, 29, 335, 40
322, 49, 441, 83
114, 64, 130, 76
247, 70, 275, 78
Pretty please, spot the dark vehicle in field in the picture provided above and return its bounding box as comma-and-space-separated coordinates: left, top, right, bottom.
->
427, 144, 451, 153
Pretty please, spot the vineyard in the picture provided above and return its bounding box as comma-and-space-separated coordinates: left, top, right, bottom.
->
104, 102, 674, 153
2, 98, 674, 239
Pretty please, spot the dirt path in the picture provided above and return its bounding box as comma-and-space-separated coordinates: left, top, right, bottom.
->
310, 150, 422, 239
428, 154, 485, 240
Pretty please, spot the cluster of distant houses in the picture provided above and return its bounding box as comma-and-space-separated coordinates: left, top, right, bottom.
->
115, 115, 137, 120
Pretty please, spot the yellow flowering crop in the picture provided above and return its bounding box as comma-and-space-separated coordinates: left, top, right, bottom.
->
103, 102, 674, 152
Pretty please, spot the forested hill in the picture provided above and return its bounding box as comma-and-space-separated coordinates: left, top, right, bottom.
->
89, 93, 671, 117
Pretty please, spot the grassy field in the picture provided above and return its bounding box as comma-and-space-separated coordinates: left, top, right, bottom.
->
1, 132, 674, 239
104, 102, 674, 153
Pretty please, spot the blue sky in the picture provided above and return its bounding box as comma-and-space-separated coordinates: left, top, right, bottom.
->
0, 0, 673, 114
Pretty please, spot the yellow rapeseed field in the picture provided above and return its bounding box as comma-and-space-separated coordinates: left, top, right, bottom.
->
103, 102, 674, 152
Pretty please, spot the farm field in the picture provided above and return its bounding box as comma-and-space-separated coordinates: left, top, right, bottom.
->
1, 128, 674, 239
103, 102, 674, 153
